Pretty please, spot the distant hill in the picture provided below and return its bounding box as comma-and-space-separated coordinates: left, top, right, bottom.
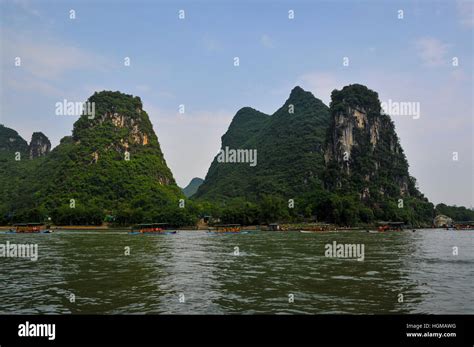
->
182, 177, 204, 197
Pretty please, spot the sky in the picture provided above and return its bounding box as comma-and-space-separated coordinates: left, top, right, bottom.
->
0, 0, 473, 207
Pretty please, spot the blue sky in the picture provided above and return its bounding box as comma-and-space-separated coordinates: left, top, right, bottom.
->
1, 0, 473, 207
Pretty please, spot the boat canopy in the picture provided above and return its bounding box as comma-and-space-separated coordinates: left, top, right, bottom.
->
377, 221, 404, 225
132, 223, 168, 230
13, 223, 44, 226
453, 221, 474, 225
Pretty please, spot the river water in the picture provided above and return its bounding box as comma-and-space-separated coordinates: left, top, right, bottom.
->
0, 229, 472, 314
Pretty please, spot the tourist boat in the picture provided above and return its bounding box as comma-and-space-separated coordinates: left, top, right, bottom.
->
299, 224, 335, 233
207, 224, 244, 234
449, 221, 474, 230
128, 223, 176, 235
377, 221, 404, 232
299, 230, 328, 234
5, 223, 53, 234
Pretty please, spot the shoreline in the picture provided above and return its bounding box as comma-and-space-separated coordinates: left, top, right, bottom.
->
0, 225, 465, 232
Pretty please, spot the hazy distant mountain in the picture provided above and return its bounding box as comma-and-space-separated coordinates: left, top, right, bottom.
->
182, 177, 204, 197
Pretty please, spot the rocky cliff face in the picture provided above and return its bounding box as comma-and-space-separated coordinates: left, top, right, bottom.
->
29, 132, 51, 159
324, 84, 414, 199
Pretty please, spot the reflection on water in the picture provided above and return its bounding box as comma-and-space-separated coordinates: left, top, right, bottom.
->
0, 229, 472, 314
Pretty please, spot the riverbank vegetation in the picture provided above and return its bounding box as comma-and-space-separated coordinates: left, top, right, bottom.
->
2, 191, 472, 228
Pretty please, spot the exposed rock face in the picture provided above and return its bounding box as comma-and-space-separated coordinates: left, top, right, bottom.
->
325, 106, 382, 172
433, 214, 453, 227
91, 151, 99, 163
29, 132, 51, 159
324, 84, 414, 199
99, 112, 149, 146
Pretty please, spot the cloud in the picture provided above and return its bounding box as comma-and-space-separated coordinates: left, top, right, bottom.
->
1, 29, 108, 80
6, 77, 64, 97
261, 34, 275, 48
457, 0, 474, 28
9, 0, 42, 18
415, 37, 450, 67
1, 28, 110, 98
